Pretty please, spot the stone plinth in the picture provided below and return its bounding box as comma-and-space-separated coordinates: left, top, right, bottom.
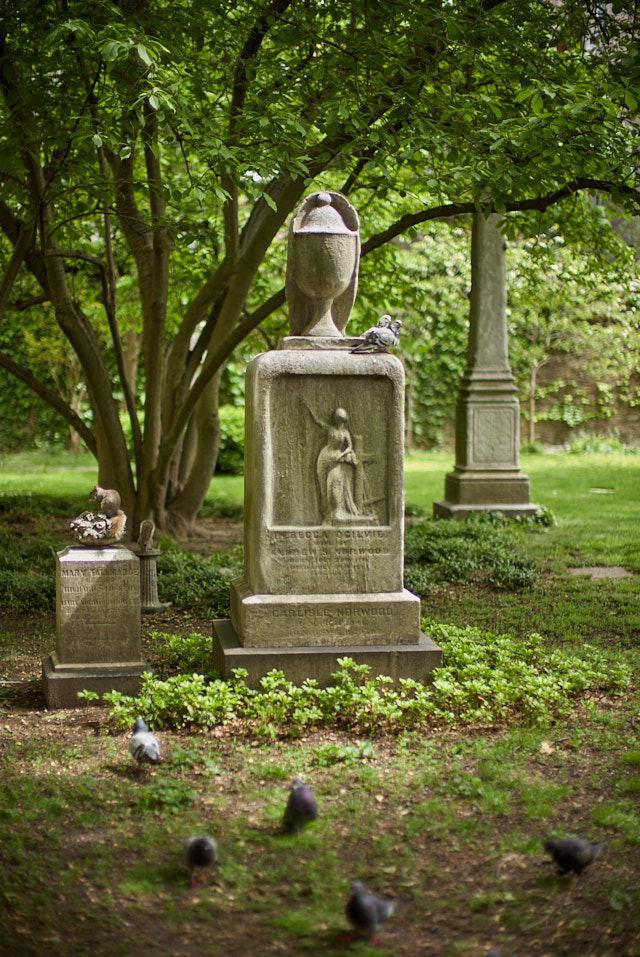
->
213, 346, 441, 686
42, 545, 149, 708
213, 619, 442, 689
434, 210, 539, 520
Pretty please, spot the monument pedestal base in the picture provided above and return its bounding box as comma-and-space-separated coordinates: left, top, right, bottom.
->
433, 500, 542, 520
42, 652, 149, 709
231, 577, 421, 647
433, 469, 540, 520
212, 618, 442, 689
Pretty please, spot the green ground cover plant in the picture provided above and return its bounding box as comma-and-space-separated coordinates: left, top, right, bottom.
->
81, 626, 632, 737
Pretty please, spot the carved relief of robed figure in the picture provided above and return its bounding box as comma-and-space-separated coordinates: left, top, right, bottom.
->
303, 402, 377, 526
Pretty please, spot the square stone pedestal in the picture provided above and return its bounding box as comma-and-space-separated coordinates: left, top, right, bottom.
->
42, 545, 149, 708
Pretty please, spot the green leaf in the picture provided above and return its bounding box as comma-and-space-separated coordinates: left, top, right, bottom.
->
262, 192, 278, 212
624, 90, 638, 111
91, 134, 103, 149
137, 43, 153, 67
531, 92, 543, 114
100, 41, 120, 62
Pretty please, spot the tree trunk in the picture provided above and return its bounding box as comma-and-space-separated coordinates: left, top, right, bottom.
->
163, 368, 224, 537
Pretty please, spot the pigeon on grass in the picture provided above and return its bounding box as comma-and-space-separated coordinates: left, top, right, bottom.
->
543, 837, 607, 876
128, 716, 161, 767
282, 777, 318, 835
351, 315, 402, 354
345, 880, 394, 943
185, 835, 217, 886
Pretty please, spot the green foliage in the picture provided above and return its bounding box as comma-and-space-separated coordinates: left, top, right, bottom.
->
217, 404, 245, 475
98, 630, 629, 736
1, 0, 639, 532
310, 741, 376, 768
155, 545, 242, 618
147, 630, 213, 675
135, 779, 196, 813
0, 528, 56, 611
568, 431, 640, 455
404, 513, 545, 595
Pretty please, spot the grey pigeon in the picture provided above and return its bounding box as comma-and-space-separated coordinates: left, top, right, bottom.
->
351, 314, 402, 353
346, 880, 394, 941
282, 776, 318, 835
128, 716, 161, 766
185, 835, 217, 886
544, 837, 607, 875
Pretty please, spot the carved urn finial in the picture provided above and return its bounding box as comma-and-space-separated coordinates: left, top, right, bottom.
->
286, 191, 360, 337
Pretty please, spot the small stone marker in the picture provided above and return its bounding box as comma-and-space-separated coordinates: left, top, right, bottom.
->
42, 543, 149, 708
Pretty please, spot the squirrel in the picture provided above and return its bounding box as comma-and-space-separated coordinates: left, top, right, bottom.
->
89, 485, 122, 518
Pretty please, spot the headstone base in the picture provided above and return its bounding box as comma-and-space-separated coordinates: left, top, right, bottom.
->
433, 500, 542, 520
42, 652, 149, 709
231, 577, 421, 648
212, 618, 442, 689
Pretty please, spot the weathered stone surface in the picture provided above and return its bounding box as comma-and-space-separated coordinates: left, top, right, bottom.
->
285, 192, 359, 337
213, 619, 442, 689
230, 579, 420, 647
43, 545, 148, 708
243, 349, 405, 598
42, 654, 148, 709
55, 546, 141, 663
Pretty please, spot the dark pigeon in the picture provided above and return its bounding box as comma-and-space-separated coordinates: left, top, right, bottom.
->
185, 835, 217, 886
128, 716, 161, 766
544, 837, 607, 875
351, 314, 402, 354
282, 777, 318, 835
346, 880, 394, 942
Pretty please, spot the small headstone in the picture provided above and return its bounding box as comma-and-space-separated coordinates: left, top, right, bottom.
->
42, 490, 149, 707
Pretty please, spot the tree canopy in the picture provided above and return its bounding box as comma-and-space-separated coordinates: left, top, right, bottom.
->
0, 0, 638, 533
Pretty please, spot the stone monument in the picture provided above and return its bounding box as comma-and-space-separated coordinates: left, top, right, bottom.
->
42, 488, 149, 708
213, 191, 441, 687
433, 211, 540, 519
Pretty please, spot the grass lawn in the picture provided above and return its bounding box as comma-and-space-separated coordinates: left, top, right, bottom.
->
1, 449, 639, 956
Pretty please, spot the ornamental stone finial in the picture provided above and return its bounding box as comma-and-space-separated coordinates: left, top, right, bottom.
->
285, 191, 360, 337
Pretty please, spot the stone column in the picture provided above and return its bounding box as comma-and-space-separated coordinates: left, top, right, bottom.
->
433, 212, 539, 519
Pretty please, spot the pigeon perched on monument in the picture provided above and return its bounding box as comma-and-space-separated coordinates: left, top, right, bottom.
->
345, 880, 395, 942
128, 716, 161, 767
351, 314, 402, 353
543, 836, 607, 875
184, 835, 217, 886
282, 777, 318, 835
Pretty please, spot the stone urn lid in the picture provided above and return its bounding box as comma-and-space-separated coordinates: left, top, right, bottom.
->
292, 192, 358, 235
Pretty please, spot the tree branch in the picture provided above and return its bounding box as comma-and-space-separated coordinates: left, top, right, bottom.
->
361, 179, 640, 256
0, 218, 34, 328
0, 351, 97, 454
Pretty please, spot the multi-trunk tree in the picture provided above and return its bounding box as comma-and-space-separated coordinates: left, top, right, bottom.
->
0, 0, 638, 534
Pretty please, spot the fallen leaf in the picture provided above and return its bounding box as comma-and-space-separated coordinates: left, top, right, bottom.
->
540, 741, 554, 755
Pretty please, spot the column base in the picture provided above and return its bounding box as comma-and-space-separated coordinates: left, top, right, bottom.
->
433, 500, 542, 520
